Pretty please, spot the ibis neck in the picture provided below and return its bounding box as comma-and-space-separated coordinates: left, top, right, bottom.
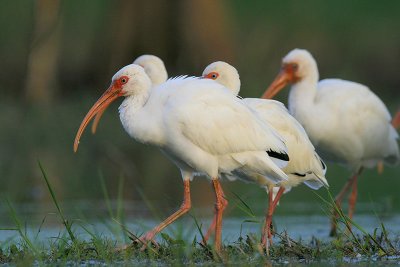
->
288, 68, 319, 112
119, 92, 149, 139
288, 75, 318, 125
118, 90, 163, 145
119, 88, 149, 114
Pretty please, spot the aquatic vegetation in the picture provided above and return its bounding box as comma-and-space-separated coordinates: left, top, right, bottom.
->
0, 164, 399, 265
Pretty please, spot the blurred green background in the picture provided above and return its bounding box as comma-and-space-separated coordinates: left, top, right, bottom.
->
0, 0, 399, 218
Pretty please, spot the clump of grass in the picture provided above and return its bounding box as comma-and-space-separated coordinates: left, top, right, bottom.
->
1, 164, 400, 265
4, 199, 38, 255
0, 226, 399, 265
314, 188, 400, 259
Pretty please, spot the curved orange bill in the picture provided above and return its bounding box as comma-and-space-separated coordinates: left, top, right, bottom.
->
73, 84, 122, 152
261, 70, 290, 99
91, 103, 111, 134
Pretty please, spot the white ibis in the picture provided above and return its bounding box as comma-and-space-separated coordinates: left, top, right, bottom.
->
91, 55, 168, 134
202, 61, 328, 247
263, 49, 399, 236
74, 64, 290, 252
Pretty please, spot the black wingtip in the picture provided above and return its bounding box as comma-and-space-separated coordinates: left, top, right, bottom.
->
267, 149, 289, 161
315, 154, 327, 170
320, 159, 326, 170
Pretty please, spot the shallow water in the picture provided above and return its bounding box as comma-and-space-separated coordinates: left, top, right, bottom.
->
1, 212, 400, 245
137, 213, 400, 243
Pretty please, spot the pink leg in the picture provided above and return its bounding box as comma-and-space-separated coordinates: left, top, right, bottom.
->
261, 187, 274, 246
348, 175, 358, 220
201, 185, 228, 245
343, 170, 361, 234
212, 179, 227, 252
262, 187, 285, 248
330, 168, 363, 236
139, 180, 191, 247
330, 176, 354, 236
202, 216, 216, 245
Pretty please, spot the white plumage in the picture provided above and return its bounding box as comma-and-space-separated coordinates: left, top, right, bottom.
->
74, 63, 289, 251
202, 61, 328, 246
119, 74, 289, 182
133, 54, 168, 86
91, 54, 168, 134
265, 49, 399, 169
203, 61, 328, 191
263, 48, 399, 235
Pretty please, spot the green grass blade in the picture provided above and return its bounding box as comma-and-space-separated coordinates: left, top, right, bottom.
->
189, 214, 206, 244
116, 174, 125, 223
34, 213, 55, 241
228, 191, 256, 218
98, 170, 114, 219
5, 198, 38, 254
313, 189, 370, 255
38, 161, 76, 243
